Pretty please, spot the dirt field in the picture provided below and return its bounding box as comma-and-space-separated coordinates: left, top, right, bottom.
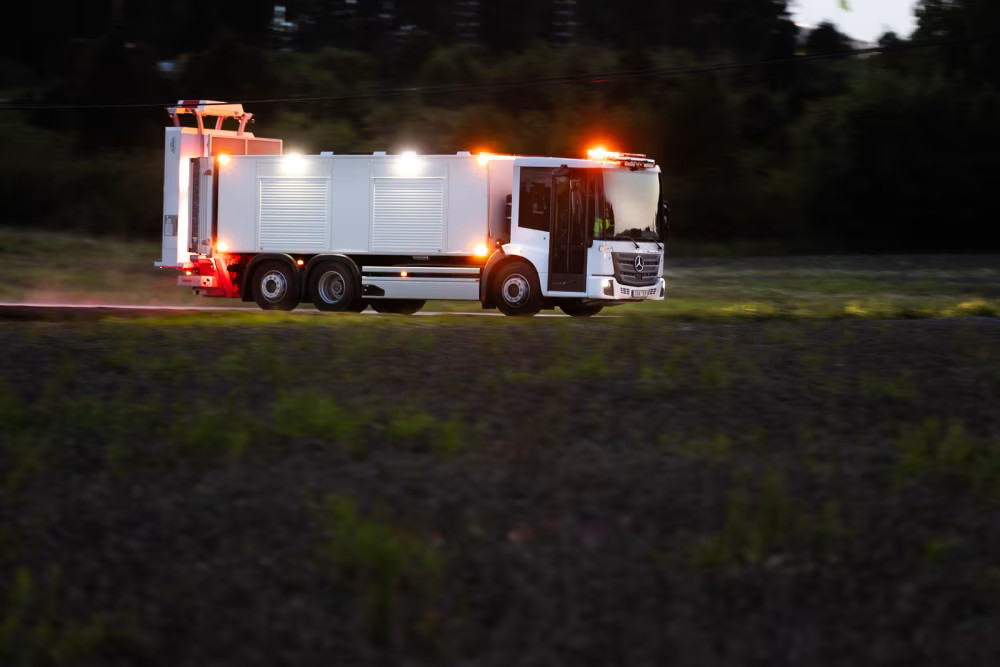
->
1, 310, 999, 666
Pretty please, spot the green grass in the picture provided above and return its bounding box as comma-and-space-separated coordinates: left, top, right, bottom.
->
691, 471, 796, 568
0, 227, 201, 306
1, 226, 997, 319
317, 495, 444, 645
0, 565, 131, 664
892, 419, 1000, 501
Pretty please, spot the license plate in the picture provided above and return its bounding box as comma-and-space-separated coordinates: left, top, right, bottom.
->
631, 289, 644, 297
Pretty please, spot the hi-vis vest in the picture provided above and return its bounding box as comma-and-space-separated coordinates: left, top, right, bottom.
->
594, 216, 610, 236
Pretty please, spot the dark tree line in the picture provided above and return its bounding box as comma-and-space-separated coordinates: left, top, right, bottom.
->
0, 0, 998, 251
2, 1, 795, 66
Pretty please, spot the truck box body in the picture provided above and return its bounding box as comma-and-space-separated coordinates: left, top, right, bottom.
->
215, 153, 510, 257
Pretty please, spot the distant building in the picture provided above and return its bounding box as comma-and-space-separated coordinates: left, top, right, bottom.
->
454, 0, 480, 43
333, 0, 360, 26
551, 0, 578, 45
379, 0, 396, 26
271, 5, 297, 50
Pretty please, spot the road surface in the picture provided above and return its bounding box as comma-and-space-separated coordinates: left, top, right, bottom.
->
0, 302, 587, 320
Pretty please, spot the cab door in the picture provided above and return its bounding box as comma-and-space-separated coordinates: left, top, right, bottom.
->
548, 171, 589, 292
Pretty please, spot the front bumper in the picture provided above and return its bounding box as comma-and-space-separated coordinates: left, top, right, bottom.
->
590, 276, 665, 301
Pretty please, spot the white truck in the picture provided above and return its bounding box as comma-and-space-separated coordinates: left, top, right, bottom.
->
157, 100, 667, 316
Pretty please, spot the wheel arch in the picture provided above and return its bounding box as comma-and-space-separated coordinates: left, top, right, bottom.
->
480, 251, 541, 309
241, 254, 300, 302
303, 255, 361, 301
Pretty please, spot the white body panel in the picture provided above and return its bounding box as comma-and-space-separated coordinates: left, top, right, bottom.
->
158, 128, 203, 267
159, 126, 267, 267
331, 158, 372, 252
487, 157, 515, 241
215, 154, 494, 257
364, 277, 480, 300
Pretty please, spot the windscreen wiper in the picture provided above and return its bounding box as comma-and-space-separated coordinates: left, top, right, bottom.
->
614, 234, 641, 249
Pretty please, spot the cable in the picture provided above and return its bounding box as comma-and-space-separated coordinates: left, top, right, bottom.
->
1, 33, 996, 112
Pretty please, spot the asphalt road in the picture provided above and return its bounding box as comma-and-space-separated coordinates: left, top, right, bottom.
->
0, 302, 586, 320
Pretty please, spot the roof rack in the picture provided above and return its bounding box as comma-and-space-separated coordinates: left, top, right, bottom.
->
166, 100, 253, 135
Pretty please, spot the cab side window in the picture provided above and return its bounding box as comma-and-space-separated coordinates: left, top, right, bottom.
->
518, 168, 552, 232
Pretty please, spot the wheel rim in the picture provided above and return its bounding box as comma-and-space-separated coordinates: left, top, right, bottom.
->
502, 274, 530, 306
317, 270, 347, 304
260, 270, 287, 302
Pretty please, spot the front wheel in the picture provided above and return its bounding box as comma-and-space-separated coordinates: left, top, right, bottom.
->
370, 299, 425, 315
493, 261, 541, 316
310, 261, 359, 312
559, 300, 603, 317
252, 261, 299, 311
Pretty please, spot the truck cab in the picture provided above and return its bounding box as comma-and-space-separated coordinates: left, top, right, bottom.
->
484, 152, 665, 315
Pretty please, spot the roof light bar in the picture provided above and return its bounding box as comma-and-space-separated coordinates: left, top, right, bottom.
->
587, 148, 655, 169
587, 148, 621, 161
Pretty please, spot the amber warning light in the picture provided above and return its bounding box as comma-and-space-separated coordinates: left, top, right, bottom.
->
587, 147, 655, 169
587, 147, 621, 161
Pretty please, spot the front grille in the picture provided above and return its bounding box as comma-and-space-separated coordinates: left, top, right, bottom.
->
613, 252, 661, 286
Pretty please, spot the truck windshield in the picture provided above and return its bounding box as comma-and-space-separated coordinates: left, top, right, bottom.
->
601, 170, 660, 242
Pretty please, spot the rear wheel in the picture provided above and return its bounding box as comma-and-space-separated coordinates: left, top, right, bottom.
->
370, 299, 426, 315
494, 260, 541, 316
560, 300, 603, 317
310, 261, 359, 312
252, 261, 299, 311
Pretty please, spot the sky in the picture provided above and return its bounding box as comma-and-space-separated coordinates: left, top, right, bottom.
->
790, 0, 919, 43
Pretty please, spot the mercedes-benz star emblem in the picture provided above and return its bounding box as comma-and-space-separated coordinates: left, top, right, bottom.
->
634, 256, 644, 272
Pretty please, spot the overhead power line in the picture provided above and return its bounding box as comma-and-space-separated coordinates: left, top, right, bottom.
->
0, 33, 996, 112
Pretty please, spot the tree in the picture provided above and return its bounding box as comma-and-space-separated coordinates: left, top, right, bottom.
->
803, 22, 851, 54
782, 67, 1000, 252
915, 0, 1000, 85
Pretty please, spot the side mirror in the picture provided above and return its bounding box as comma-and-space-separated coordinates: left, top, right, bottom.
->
657, 200, 670, 242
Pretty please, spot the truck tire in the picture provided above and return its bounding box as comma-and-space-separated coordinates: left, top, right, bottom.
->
370, 299, 425, 315
252, 261, 299, 311
560, 300, 603, 317
493, 260, 541, 316
310, 261, 358, 312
